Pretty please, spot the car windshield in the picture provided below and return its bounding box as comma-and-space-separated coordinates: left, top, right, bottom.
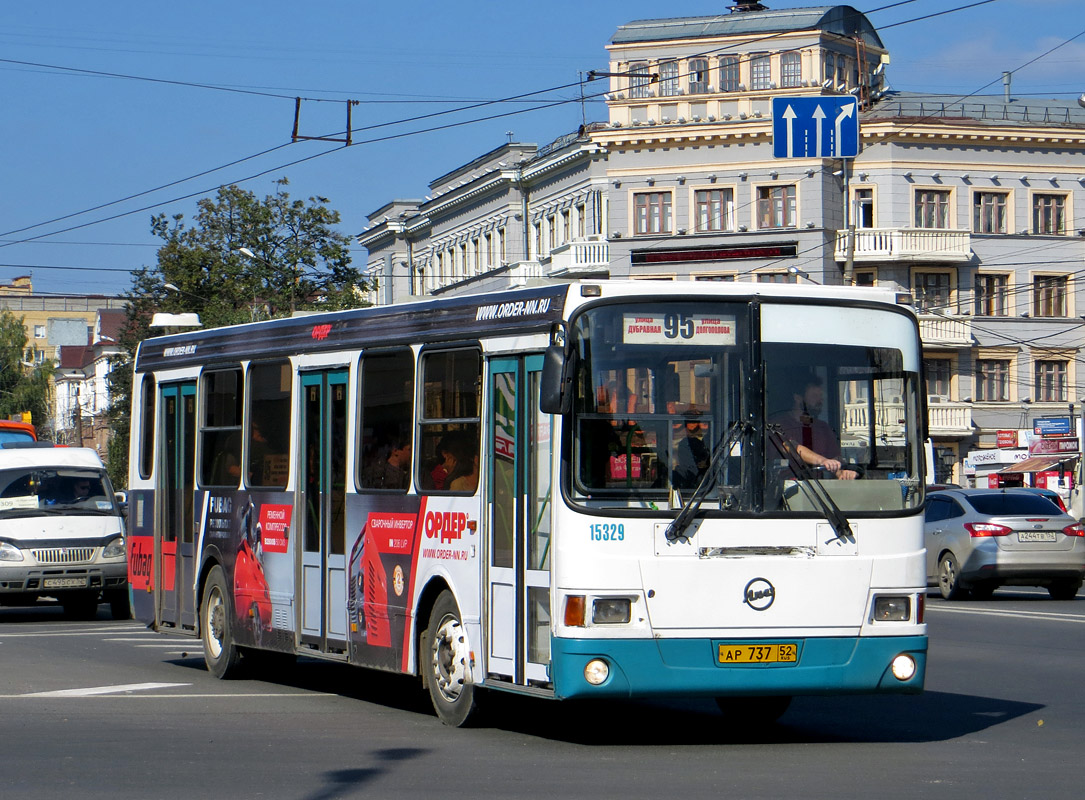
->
0, 467, 116, 517
966, 493, 1063, 516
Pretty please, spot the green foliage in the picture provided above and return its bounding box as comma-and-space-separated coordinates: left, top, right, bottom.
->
0, 309, 53, 430
105, 180, 368, 486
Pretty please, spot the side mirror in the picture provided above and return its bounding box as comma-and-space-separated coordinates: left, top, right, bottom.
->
540, 344, 572, 414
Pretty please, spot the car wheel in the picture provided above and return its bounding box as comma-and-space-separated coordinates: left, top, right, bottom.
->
423, 590, 480, 727
1047, 580, 1081, 601
937, 552, 966, 600
716, 695, 792, 725
202, 566, 243, 679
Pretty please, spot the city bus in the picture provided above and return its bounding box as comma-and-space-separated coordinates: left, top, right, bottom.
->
126, 280, 927, 725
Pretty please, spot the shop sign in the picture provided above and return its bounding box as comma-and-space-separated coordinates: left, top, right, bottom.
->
1029, 437, 1079, 455
996, 430, 1019, 448
967, 449, 1028, 466
1034, 416, 1072, 436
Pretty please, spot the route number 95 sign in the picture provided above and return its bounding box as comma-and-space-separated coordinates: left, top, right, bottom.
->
622, 313, 736, 346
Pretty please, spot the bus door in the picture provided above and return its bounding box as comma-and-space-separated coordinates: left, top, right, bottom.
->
157, 382, 197, 630
298, 370, 349, 653
486, 355, 552, 687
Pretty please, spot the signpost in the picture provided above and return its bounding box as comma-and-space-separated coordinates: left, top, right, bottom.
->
772, 96, 859, 159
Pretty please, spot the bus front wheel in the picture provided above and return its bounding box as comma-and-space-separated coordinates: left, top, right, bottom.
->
202, 566, 243, 679
422, 590, 480, 727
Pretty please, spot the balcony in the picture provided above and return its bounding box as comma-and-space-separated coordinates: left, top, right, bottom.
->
834, 228, 971, 263
918, 314, 973, 346
926, 400, 974, 437
545, 237, 610, 278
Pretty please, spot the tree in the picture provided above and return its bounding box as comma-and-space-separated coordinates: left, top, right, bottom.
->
0, 309, 53, 432
105, 180, 367, 486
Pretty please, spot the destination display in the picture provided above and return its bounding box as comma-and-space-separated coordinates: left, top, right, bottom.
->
622, 313, 736, 345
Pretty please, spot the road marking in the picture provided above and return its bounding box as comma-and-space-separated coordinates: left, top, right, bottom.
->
929, 605, 1085, 623
105, 637, 195, 642
135, 643, 203, 649
4, 690, 331, 699
0, 628, 146, 638
21, 682, 189, 697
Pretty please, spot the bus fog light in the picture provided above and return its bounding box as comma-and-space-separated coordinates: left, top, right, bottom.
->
584, 659, 610, 685
592, 598, 631, 624
873, 596, 910, 622
891, 654, 917, 681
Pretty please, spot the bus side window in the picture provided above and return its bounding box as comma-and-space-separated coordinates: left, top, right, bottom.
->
200, 368, 243, 487
358, 350, 415, 492
418, 349, 481, 493
247, 361, 291, 489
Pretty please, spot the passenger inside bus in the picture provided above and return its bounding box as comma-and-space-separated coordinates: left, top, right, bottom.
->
672, 409, 710, 490
361, 435, 412, 490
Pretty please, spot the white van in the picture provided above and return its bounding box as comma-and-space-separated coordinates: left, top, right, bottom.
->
0, 444, 129, 619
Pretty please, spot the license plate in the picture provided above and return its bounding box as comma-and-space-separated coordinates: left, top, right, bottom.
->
718, 643, 797, 664
1018, 531, 1057, 543
43, 577, 88, 589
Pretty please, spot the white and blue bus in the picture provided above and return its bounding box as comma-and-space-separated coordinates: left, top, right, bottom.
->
127, 279, 927, 725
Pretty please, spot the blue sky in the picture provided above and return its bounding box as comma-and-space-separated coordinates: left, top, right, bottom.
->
1, 0, 1082, 296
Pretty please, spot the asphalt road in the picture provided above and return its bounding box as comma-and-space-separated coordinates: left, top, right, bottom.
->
1, 589, 1081, 800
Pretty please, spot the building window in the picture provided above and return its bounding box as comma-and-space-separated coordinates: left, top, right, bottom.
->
659, 61, 679, 97
1033, 194, 1066, 235
695, 274, 737, 282
628, 62, 651, 99
975, 274, 1009, 316
824, 53, 835, 83
854, 188, 874, 228
976, 359, 1010, 402
719, 56, 740, 92
750, 53, 771, 90
575, 205, 586, 237
33, 324, 45, 339
634, 192, 672, 235
913, 271, 952, 312
695, 188, 734, 232
915, 190, 951, 228
973, 192, 1008, 233
836, 57, 847, 88
925, 358, 952, 398
1035, 360, 1067, 402
854, 269, 876, 287
757, 185, 796, 229
756, 272, 796, 284
688, 58, 709, 94
1033, 275, 1068, 317
781, 52, 802, 88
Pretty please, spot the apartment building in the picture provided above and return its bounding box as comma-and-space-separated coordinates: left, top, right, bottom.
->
360, 2, 1085, 486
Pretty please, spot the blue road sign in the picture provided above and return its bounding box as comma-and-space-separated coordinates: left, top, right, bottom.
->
772, 96, 859, 159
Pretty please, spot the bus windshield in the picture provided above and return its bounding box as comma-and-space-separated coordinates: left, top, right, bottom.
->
568, 299, 922, 515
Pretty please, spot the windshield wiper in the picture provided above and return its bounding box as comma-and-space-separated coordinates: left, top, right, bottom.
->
765, 424, 854, 541
665, 420, 751, 543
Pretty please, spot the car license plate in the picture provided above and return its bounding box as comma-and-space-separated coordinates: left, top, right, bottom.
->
43, 577, 88, 589
1018, 531, 1056, 543
718, 643, 797, 664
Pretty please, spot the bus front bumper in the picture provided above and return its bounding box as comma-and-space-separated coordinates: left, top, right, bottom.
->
550, 635, 927, 699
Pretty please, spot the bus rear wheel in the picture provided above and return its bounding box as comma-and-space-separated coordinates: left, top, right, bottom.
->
422, 590, 479, 727
202, 566, 243, 679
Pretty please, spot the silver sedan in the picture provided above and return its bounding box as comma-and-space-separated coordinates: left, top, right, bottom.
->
924, 488, 1085, 600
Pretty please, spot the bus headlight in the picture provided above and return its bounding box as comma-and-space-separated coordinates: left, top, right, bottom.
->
592, 597, 631, 624
891, 654, 917, 681
872, 595, 910, 622
584, 659, 610, 685
0, 541, 24, 562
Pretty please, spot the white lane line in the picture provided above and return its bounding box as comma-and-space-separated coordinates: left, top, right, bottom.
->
929, 605, 1085, 623
21, 682, 190, 697
135, 643, 203, 649
105, 637, 195, 642
0, 629, 148, 638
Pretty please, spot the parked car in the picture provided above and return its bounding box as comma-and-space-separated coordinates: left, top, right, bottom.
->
924, 488, 1085, 600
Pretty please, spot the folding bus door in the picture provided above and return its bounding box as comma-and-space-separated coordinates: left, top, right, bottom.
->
298, 370, 349, 653
486, 355, 552, 687
157, 381, 197, 630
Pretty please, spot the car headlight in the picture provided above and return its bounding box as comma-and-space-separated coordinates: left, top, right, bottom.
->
0, 541, 25, 562
101, 536, 126, 560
